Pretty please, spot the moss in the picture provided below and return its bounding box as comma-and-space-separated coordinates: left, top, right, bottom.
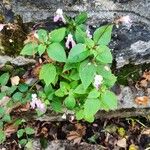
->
116, 63, 150, 86
0, 16, 26, 56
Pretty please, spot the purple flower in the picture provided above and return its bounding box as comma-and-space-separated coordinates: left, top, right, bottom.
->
30, 94, 46, 113
65, 34, 76, 49
53, 9, 66, 24
93, 75, 103, 90
118, 15, 132, 28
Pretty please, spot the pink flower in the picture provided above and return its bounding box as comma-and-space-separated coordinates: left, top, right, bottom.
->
93, 75, 103, 90
30, 94, 46, 113
0, 24, 6, 31
118, 16, 132, 28
65, 34, 76, 49
86, 27, 92, 39
53, 9, 66, 24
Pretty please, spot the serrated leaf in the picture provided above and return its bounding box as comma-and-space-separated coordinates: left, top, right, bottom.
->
12, 92, 23, 102
0, 130, 6, 144
75, 12, 87, 25
64, 95, 76, 110
74, 84, 86, 94
88, 89, 100, 99
67, 44, 89, 63
76, 109, 84, 120
101, 90, 117, 110
0, 73, 9, 86
50, 27, 66, 42
38, 44, 46, 56
18, 84, 28, 92
37, 29, 48, 43
17, 129, 25, 138
47, 43, 66, 62
39, 64, 56, 86
25, 127, 35, 135
20, 43, 38, 55
84, 98, 101, 122
96, 45, 113, 64
51, 99, 62, 112
79, 62, 96, 90
93, 24, 113, 45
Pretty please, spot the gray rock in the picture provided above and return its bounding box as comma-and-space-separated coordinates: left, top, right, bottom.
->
0, 55, 36, 66
9, 0, 150, 68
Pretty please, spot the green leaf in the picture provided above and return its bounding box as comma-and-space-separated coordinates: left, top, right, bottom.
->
84, 98, 101, 122
37, 29, 48, 43
18, 84, 28, 92
88, 89, 100, 99
79, 62, 96, 90
76, 109, 84, 120
51, 99, 62, 112
50, 27, 66, 42
93, 24, 113, 45
20, 43, 38, 55
47, 43, 66, 62
25, 127, 35, 135
63, 63, 78, 72
12, 92, 23, 102
69, 69, 80, 81
0, 130, 6, 144
19, 139, 27, 146
55, 89, 65, 97
2, 114, 11, 122
68, 44, 89, 63
85, 38, 94, 48
0, 73, 9, 86
75, 12, 87, 25
39, 64, 56, 86
64, 95, 76, 110
60, 82, 70, 94
75, 27, 86, 43
38, 44, 46, 56
17, 129, 25, 138
0, 107, 5, 117
101, 90, 117, 110
0, 92, 6, 100
96, 46, 113, 64
6, 86, 17, 96
74, 84, 86, 94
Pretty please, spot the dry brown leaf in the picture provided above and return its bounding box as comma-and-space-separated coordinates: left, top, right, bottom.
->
10, 76, 20, 86
13, 103, 30, 112
67, 123, 86, 144
4, 123, 18, 137
117, 138, 127, 148
142, 128, 150, 135
142, 71, 150, 81
135, 96, 149, 106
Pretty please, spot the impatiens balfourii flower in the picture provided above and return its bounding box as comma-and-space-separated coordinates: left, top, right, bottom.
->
93, 74, 103, 90
0, 24, 6, 31
53, 8, 66, 24
30, 93, 46, 113
65, 33, 76, 49
116, 15, 132, 28
86, 27, 92, 39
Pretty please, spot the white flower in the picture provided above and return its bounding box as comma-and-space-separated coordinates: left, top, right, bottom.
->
0, 24, 6, 31
118, 15, 132, 28
86, 27, 92, 39
53, 8, 66, 24
65, 33, 76, 49
93, 74, 103, 90
30, 94, 46, 113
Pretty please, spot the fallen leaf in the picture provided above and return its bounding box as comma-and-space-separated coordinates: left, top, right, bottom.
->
13, 103, 30, 112
4, 123, 18, 137
10, 76, 20, 86
142, 71, 150, 81
67, 123, 86, 144
116, 138, 127, 148
135, 96, 149, 106
142, 128, 150, 135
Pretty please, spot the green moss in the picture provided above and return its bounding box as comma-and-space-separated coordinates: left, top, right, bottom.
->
116, 63, 150, 85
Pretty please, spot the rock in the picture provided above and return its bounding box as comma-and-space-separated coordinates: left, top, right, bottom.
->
9, 0, 150, 68
0, 55, 36, 66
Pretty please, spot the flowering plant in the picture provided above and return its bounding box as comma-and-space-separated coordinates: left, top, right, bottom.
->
20, 10, 117, 122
